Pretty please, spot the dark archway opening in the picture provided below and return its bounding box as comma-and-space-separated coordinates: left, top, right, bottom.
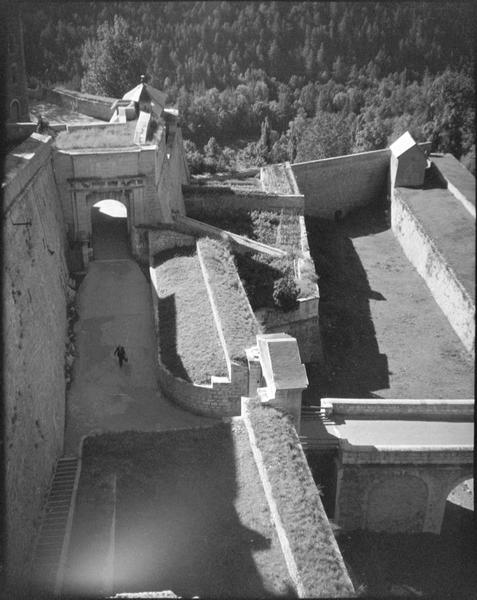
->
91, 200, 131, 260
10, 99, 20, 122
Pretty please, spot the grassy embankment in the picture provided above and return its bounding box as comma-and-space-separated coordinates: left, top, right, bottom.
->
153, 246, 227, 384
189, 205, 317, 309
197, 237, 260, 364
65, 426, 296, 597
246, 400, 354, 597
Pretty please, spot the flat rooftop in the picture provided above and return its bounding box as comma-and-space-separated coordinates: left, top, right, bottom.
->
306, 205, 474, 399
328, 417, 474, 447
397, 176, 475, 302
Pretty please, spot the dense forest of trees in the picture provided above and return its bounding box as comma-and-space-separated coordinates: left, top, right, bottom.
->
21, 1, 475, 172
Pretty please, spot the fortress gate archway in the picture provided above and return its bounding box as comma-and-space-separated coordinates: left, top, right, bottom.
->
68, 176, 146, 266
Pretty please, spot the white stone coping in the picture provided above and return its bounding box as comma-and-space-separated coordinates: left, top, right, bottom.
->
321, 398, 474, 418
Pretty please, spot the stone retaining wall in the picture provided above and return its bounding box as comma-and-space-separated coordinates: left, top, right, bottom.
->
292, 149, 390, 218
391, 187, 474, 355
183, 184, 305, 214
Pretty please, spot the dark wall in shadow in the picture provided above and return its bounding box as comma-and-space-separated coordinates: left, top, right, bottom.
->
91, 208, 130, 260
305, 449, 338, 517
155, 246, 195, 383
306, 205, 390, 398
156, 293, 190, 382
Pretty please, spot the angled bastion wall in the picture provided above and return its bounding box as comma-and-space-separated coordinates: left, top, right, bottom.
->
291, 148, 391, 218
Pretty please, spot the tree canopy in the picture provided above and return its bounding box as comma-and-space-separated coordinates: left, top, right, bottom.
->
20, 2, 475, 171
80, 15, 146, 97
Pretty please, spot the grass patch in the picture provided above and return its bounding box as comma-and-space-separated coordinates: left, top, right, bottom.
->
153, 246, 228, 384
67, 427, 295, 597
197, 238, 260, 364
246, 401, 354, 597
55, 121, 157, 150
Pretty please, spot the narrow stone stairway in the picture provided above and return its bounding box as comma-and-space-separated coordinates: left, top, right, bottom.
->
30, 456, 80, 595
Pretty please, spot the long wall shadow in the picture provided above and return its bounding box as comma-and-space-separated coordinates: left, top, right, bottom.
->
154, 246, 194, 382
65, 427, 296, 597
306, 204, 390, 398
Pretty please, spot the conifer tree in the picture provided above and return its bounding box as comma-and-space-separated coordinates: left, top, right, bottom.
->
81, 15, 146, 98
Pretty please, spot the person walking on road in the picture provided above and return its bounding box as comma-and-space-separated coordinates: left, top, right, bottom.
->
114, 345, 128, 368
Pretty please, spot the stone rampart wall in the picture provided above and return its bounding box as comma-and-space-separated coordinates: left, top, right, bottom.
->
183, 185, 305, 214
3, 134, 69, 588
391, 187, 474, 355
292, 149, 390, 218
47, 87, 116, 121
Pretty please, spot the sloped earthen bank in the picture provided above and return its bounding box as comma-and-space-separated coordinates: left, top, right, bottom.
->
241, 398, 355, 597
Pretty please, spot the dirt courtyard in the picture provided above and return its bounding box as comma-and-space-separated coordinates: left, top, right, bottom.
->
305, 204, 474, 399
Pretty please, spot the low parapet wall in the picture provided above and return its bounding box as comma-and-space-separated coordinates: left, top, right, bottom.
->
291, 148, 390, 218
46, 87, 116, 122
391, 187, 474, 355
241, 399, 354, 597
183, 184, 305, 214
322, 398, 474, 419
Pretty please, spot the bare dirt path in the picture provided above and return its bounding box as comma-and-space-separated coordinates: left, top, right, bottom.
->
64, 258, 216, 455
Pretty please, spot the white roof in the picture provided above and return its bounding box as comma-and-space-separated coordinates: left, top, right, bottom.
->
389, 131, 419, 157
122, 83, 166, 112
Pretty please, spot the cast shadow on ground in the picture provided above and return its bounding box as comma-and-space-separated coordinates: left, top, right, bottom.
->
157, 292, 191, 382
64, 426, 296, 598
306, 205, 390, 398
153, 246, 196, 383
